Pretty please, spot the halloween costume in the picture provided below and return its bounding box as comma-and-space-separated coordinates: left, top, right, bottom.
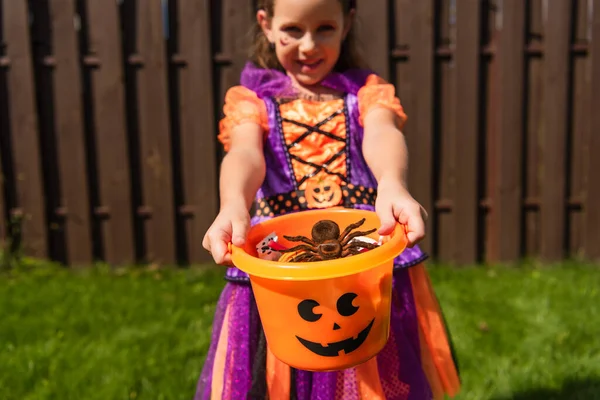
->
195, 63, 460, 400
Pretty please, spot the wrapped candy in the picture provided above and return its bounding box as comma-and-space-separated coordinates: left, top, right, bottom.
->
350, 235, 381, 253
255, 232, 287, 261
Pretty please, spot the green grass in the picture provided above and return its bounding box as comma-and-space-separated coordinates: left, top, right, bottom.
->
0, 260, 599, 399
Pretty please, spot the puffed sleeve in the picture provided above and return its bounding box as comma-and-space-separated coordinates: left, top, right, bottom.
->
356, 74, 407, 128
218, 86, 269, 152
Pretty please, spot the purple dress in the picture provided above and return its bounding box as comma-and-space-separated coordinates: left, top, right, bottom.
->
194, 63, 460, 400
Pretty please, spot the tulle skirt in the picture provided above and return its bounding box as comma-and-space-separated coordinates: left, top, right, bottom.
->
194, 264, 460, 400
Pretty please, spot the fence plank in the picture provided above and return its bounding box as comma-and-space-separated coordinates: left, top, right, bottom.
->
567, 1, 590, 256
483, 1, 498, 263
356, 0, 390, 79
437, 0, 456, 261
540, 0, 571, 262
48, 0, 93, 265
586, 2, 600, 261
136, 0, 176, 264
177, 0, 218, 263
524, 0, 543, 257
0, 151, 5, 246
2, 0, 48, 258
85, 0, 135, 264
217, 0, 254, 133
224, 0, 254, 84
452, 0, 480, 264
215, 0, 254, 166
0, 7, 6, 248
489, 0, 525, 262
404, 0, 435, 254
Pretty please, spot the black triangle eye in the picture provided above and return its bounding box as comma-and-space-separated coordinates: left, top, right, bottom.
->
298, 299, 322, 322
337, 292, 359, 317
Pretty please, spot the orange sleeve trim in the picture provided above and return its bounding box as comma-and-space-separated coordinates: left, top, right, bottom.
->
357, 74, 407, 128
217, 86, 269, 152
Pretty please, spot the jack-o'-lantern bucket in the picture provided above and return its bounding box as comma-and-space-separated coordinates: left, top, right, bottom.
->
231, 208, 408, 371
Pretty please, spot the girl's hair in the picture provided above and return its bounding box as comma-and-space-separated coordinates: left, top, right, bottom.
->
250, 0, 366, 72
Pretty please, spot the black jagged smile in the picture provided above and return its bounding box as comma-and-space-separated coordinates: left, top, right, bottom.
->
295, 318, 375, 357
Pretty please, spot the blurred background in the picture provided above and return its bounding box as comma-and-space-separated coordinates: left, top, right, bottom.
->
0, 0, 599, 399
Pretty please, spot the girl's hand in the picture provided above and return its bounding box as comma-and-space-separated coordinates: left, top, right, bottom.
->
202, 201, 250, 265
375, 177, 427, 247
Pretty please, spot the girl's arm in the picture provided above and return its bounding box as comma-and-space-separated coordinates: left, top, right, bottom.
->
362, 108, 426, 246
203, 122, 266, 264
362, 108, 409, 187
219, 122, 267, 210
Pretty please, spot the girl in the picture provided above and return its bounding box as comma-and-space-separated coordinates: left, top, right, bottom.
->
198, 0, 460, 398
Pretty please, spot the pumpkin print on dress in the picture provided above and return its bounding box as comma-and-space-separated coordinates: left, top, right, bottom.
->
304, 178, 343, 209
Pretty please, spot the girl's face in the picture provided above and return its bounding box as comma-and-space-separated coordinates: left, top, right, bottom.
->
258, 0, 352, 87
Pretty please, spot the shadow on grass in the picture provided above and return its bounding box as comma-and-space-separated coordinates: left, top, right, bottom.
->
492, 377, 600, 400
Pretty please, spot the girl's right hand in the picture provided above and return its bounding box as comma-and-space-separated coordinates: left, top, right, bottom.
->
202, 202, 250, 265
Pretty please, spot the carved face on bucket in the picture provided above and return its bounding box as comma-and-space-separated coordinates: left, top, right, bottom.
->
295, 292, 374, 357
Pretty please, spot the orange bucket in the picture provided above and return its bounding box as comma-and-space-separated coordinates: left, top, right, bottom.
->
231, 208, 407, 372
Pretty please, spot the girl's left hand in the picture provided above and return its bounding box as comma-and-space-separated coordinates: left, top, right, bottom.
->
375, 177, 427, 247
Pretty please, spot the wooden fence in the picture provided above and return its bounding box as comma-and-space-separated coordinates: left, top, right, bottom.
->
0, 0, 598, 266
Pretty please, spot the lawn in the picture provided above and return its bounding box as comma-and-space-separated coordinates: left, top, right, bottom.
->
1, 260, 599, 400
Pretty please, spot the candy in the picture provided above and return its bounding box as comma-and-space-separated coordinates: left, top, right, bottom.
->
256, 232, 286, 261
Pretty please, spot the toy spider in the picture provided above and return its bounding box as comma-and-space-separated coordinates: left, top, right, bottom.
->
279, 218, 379, 262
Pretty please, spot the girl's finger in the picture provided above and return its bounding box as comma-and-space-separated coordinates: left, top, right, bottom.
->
211, 239, 229, 265
406, 213, 426, 247
207, 227, 231, 264
221, 253, 233, 266
376, 202, 396, 235
202, 232, 212, 253
231, 217, 250, 246
420, 205, 429, 222
406, 231, 423, 247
